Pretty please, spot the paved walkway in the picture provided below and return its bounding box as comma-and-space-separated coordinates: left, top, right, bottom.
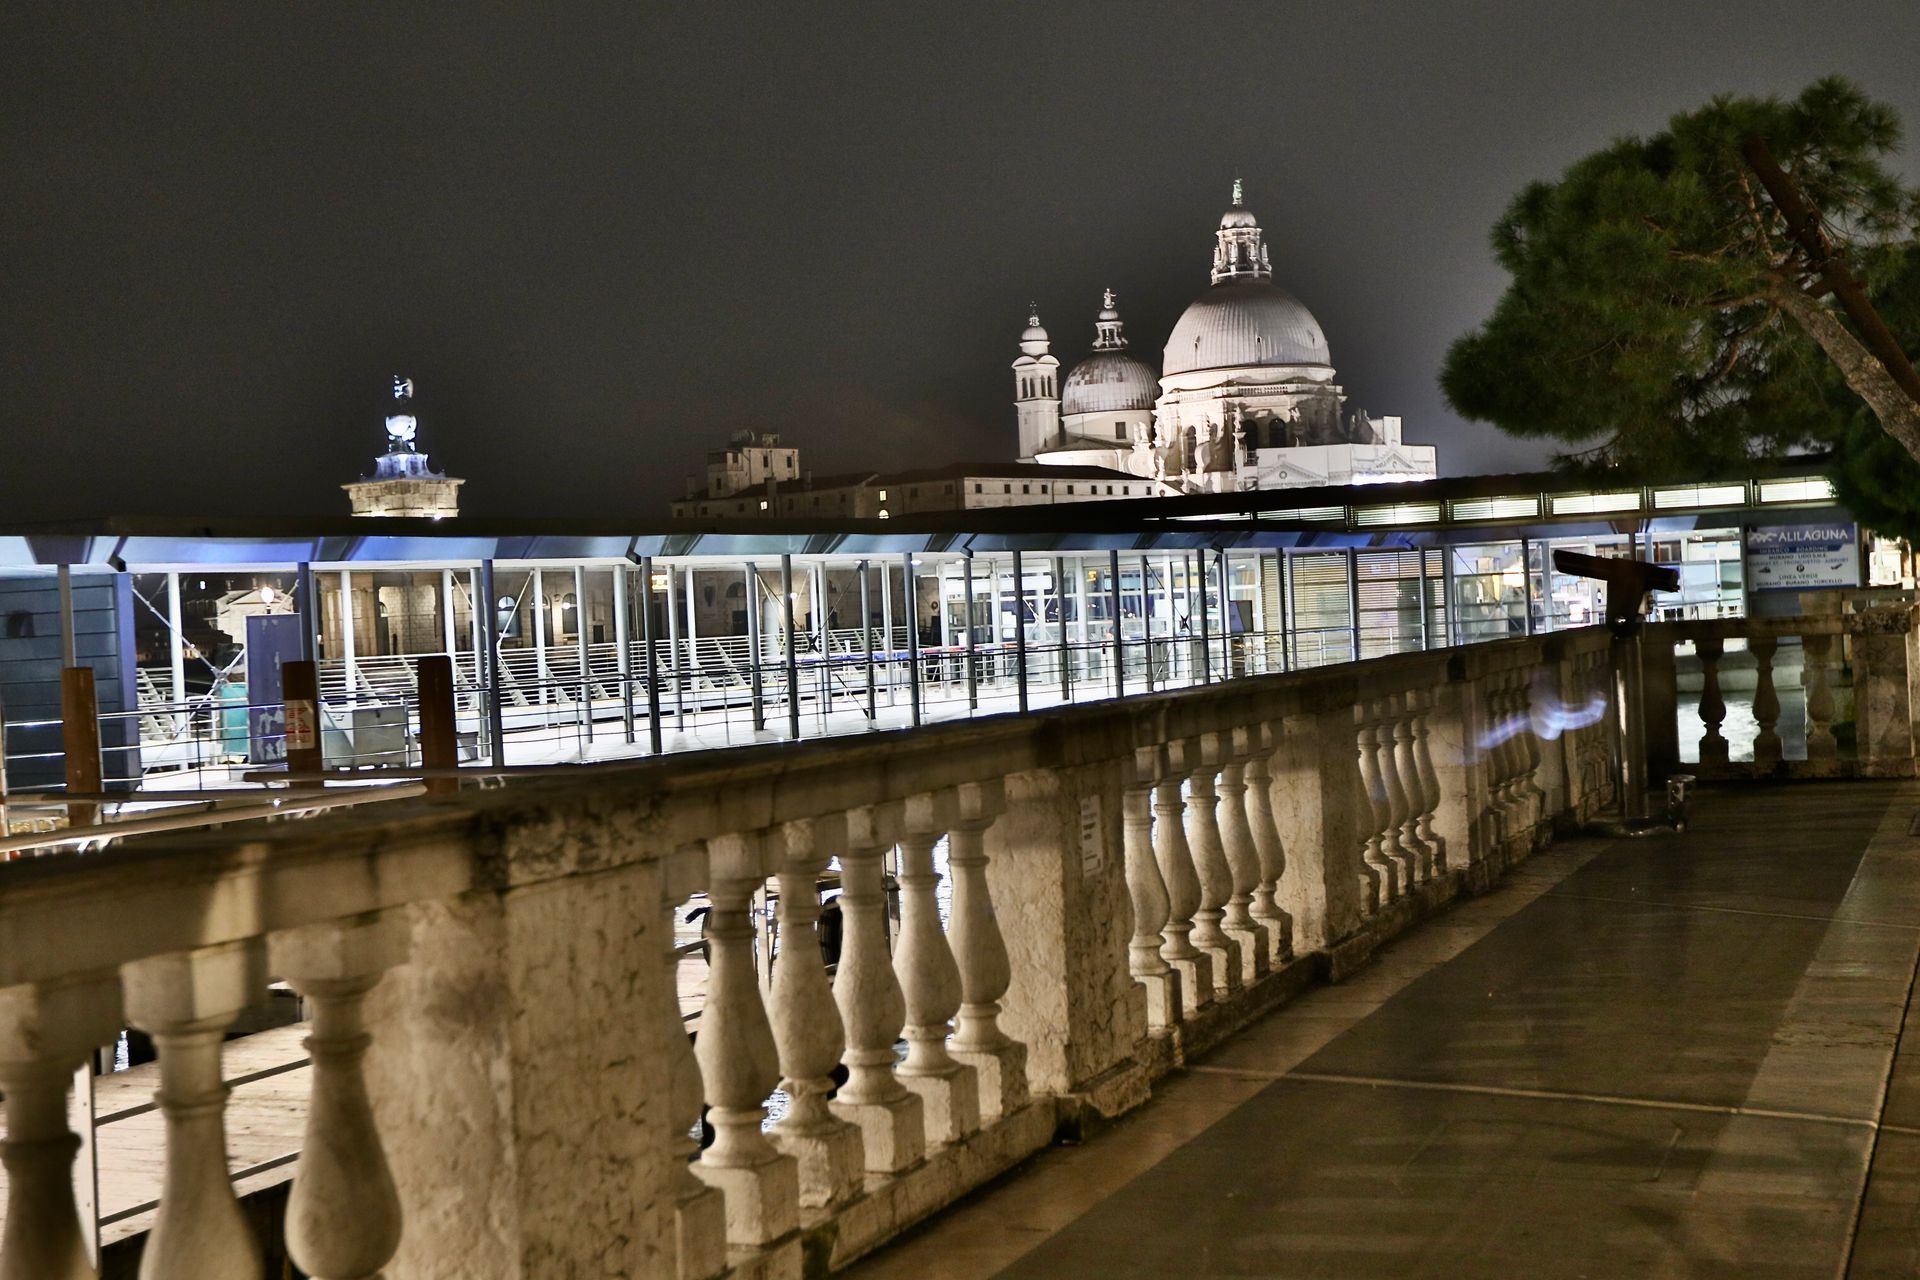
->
851, 782, 1920, 1279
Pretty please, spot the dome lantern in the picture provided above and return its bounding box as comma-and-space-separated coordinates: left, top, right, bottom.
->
1211, 179, 1272, 284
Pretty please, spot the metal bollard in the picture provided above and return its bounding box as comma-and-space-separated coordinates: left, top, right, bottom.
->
1666, 774, 1695, 831
417, 654, 458, 794
61, 666, 103, 827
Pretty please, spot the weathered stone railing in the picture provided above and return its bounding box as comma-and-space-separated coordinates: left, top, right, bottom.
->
1647, 604, 1918, 780
0, 627, 1619, 1280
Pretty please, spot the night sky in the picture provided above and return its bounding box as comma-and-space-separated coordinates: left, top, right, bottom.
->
6, 3, 1920, 521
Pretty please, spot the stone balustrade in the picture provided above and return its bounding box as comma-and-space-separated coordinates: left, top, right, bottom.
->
0, 626, 1620, 1279
1647, 603, 1919, 781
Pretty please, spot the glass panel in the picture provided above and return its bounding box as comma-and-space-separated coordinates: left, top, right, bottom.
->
1450, 543, 1526, 642
1287, 552, 1353, 668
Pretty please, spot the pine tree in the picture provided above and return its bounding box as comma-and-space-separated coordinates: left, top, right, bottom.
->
1443, 76, 1920, 532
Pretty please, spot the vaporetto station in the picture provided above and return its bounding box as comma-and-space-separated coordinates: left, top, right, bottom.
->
0, 462, 1881, 791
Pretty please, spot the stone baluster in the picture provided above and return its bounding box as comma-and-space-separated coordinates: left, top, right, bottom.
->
694, 831, 799, 1248
1372, 695, 1418, 888
652, 849, 728, 1280
1153, 739, 1215, 1009
947, 780, 1028, 1123
1696, 634, 1729, 765
831, 801, 926, 1176
1804, 631, 1838, 765
121, 939, 268, 1279
1589, 652, 1615, 798
1122, 747, 1180, 1029
1386, 693, 1432, 883
1354, 705, 1398, 905
1183, 737, 1242, 998
1468, 677, 1499, 849
1348, 710, 1380, 914
1494, 675, 1526, 834
767, 815, 865, 1209
1213, 728, 1270, 984
1501, 675, 1532, 832
0, 976, 122, 1280
1566, 654, 1595, 799
894, 792, 981, 1146
1750, 634, 1783, 767
270, 913, 410, 1280
1516, 673, 1547, 831
1240, 723, 1293, 964
1410, 688, 1447, 873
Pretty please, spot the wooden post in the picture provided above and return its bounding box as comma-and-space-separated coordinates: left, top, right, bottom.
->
416, 654, 458, 794
61, 666, 102, 827
283, 659, 323, 777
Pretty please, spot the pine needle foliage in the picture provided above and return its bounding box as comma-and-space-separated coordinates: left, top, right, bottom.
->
1443, 76, 1920, 533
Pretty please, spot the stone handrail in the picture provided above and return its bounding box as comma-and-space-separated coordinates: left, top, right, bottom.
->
1645, 606, 1918, 780
0, 626, 1620, 1279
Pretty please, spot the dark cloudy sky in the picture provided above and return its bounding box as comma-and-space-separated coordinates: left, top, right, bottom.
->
5, 2, 1919, 520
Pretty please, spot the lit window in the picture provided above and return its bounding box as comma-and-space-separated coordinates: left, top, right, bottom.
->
759, 500, 769, 511
878, 489, 888, 500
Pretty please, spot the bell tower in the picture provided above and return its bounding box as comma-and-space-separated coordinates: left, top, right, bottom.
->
1012, 306, 1061, 460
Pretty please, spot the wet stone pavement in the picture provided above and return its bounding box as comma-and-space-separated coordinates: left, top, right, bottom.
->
850, 782, 1920, 1280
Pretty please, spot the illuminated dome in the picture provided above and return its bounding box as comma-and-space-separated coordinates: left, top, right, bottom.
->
1163, 282, 1330, 376
1061, 288, 1156, 415
1063, 350, 1156, 414
1018, 308, 1051, 357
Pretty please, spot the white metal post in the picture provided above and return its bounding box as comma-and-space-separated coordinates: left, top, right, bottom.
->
613, 562, 633, 744
441, 569, 457, 658
881, 559, 897, 706
574, 564, 592, 744
666, 564, 685, 718
339, 568, 357, 699
531, 566, 548, 706
166, 571, 187, 733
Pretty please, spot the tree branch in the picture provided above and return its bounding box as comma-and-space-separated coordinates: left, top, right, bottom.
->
1767, 276, 1920, 464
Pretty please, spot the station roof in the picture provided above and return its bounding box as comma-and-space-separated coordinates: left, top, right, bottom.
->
0, 456, 1850, 571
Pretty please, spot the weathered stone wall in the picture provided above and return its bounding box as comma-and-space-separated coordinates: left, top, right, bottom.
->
0, 624, 1638, 1279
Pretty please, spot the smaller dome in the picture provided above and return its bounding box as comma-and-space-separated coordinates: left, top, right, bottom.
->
1220, 206, 1258, 229
1018, 307, 1050, 357
1062, 350, 1157, 415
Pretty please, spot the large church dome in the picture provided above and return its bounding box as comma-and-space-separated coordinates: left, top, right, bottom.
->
1163, 183, 1332, 378
1163, 281, 1330, 376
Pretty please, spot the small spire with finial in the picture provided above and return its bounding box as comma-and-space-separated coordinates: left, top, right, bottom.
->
1232, 175, 1243, 206
1103, 286, 1116, 310
1028, 301, 1040, 325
